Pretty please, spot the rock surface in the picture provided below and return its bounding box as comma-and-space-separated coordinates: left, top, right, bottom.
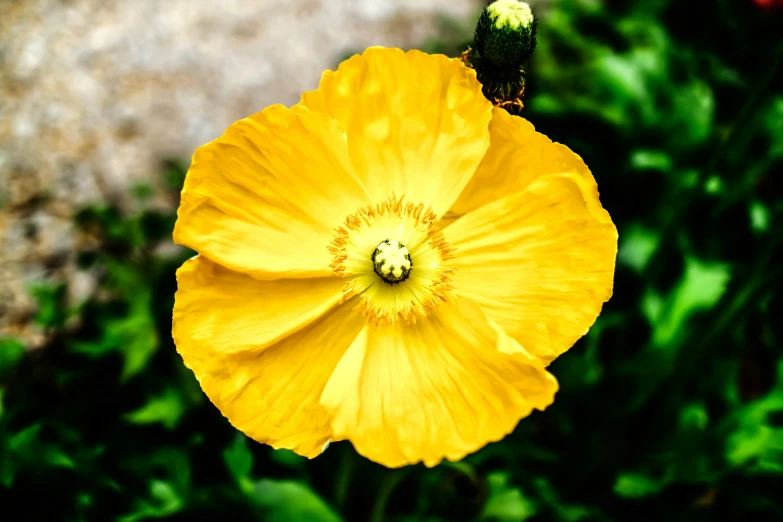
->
0, 0, 480, 346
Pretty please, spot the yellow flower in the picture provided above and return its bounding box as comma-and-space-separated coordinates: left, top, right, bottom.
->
172, 47, 617, 468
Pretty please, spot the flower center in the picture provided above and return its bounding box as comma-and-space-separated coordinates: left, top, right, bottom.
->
328, 195, 455, 326
372, 239, 412, 283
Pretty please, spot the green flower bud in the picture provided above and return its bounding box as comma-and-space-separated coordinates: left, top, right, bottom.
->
476, 0, 537, 67
461, 0, 537, 115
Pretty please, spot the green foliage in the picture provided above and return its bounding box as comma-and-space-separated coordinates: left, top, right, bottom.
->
480, 473, 536, 521
124, 387, 188, 430
28, 283, 69, 329
2, 0, 783, 521
253, 480, 343, 522
0, 338, 25, 378
224, 434, 254, 486
724, 362, 783, 472
643, 257, 730, 348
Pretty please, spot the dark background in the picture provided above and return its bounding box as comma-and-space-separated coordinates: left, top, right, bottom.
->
1, 0, 782, 520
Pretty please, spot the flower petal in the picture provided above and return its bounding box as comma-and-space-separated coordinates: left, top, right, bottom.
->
174, 104, 371, 279
173, 256, 364, 456
444, 172, 618, 363
173, 255, 347, 355
299, 47, 492, 218
441, 108, 612, 227
321, 300, 558, 468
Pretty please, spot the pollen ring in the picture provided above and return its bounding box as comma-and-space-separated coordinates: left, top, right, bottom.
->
327, 195, 456, 325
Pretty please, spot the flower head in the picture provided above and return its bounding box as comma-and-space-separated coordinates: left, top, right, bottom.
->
172, 47, 617, 468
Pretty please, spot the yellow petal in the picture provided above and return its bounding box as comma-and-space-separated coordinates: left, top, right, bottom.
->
173, 255, 347, 356
441, 108, 612, 228
444, 172, 618, 363
173, 256, 363, 456
299, 47, 492, 218
174, 104, 370, 279
321, 300, 558, 468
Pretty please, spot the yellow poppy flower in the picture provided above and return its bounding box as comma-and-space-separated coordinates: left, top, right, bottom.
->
172, 47, 617, 468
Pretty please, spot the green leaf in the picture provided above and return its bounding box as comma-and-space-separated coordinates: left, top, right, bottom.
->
7, 424, 41, 452
672, 403, 714, 482
680, 403, 709, 432
0, 337, 25, 376
118, 480, 184, 522
704, 176, 724, 194
131, 182, 155, 202
29, 283, 68, 328
618, 225, 660, 273
224, 434, 254, 493
630, 150, 672, 171
533, 477, 593, 522
270, 447, 307, 468
641, 290, 664, 324
648, 257, 731, 348
124, 387, 186, 430
614, 472, 666, 499
70, 283, 158, 380
597, 53, 652, 109
253, 480, 343, 522
749, 201, 770, 234
150, 480, 182, 510
764, 96, 783, 158
1, 424, 75, 486
671, 79, 714, 147
481, 472, 536, 521
120, 323, 158, 380
727, 425, 783, 470
725, 363, 783, 472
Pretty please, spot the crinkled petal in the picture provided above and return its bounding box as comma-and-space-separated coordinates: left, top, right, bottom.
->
173, 256, 347, 355
173, 256, 363, 456
320, 300, 558, 468
444, 172, 618, 363
299, 47, 492, 218
174, 104, 370, 279
441, 107, 612, 228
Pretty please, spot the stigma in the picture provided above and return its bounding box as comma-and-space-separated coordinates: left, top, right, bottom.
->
372, 239, 412, 283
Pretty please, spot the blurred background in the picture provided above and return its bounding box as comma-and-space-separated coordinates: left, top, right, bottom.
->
1, 0, 782, 520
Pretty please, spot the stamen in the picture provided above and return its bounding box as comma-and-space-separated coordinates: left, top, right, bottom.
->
328, 195, 456, 326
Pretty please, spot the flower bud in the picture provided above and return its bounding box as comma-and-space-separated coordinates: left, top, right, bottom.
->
476, 0, 536, 67
461, 0, 537, 114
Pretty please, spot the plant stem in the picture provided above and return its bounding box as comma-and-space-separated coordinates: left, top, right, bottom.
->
369, 468, 409, 522
334, 445, 353, 512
